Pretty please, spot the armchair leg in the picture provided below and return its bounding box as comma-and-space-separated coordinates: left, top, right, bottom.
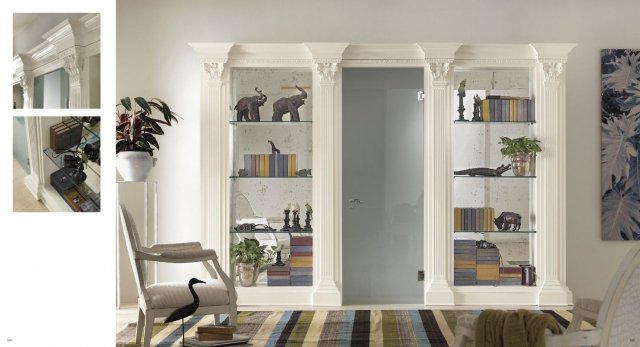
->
566, 313, 585, 333
135, 308, 145, 344
453, 333, 469, 347
143, 312, 155, 347
229, 310, 238, 326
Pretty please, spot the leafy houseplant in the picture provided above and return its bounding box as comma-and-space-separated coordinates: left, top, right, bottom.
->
498, 136, 542, 176
116, 97, 179, 181
230, 239, 276, 286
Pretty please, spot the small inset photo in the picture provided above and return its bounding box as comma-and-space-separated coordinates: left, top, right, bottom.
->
13, 13, 100, 109
13, 117, 101, 212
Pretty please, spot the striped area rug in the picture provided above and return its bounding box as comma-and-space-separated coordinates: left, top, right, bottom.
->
116, 309, 587, 347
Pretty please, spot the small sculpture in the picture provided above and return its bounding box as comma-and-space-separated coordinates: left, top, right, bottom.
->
296, 169, 312, 177
292, 211, 301, 230
268, 140, 281, 154
282, 209, 291, 231
272, 86, 307, 122
494, 211, 522, 231
234, 87, 267, 122
304, 203, 313, 230
165, 278, 205, 346
238, 169, 249, 177
472, 94, 482, 121
454, 164, 512, 177
457, 80, 467, 121
273, 244, 285, 266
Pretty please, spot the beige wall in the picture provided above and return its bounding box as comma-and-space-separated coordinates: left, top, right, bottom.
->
116, 0, 640, 301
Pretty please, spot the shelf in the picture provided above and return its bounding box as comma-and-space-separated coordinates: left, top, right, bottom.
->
454, 175, 535, 179
454, 230, 536, 234
230, 175, 312, 179
230, 230, 313, 234
230, 120, 312, 125
454, 120, 535, 124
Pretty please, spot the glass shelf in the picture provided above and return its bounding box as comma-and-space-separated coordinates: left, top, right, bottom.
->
229, 120, 312, 125
44, 148, 100, 177
230, 175, 312, 179
454, 120, 535, 124
230, 230, 313, 234
454, 230, 536, 234
454, 175, 535, 179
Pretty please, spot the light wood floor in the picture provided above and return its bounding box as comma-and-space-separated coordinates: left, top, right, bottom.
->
13, 158, 49, 212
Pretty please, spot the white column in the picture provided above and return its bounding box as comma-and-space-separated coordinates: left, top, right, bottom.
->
305, 43, 348, 306
190, 42, 234, 275
19, 72, 33, 109
61, 48, 83, 108
531, 43, 576, 305
419, 43, 461, 305
24, 117, 44, 199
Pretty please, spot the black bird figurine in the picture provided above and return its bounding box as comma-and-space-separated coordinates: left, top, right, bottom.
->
165, 278, 205, 345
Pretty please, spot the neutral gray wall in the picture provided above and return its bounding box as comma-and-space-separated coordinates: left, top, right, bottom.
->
116, 0, 640, 301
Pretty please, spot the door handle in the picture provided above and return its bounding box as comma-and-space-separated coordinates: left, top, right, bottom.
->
348, 198, 363, 209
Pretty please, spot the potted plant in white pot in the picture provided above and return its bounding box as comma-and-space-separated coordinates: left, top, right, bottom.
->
498, 136, 542, 176
116, 97, 179, 181
230, 238, 276, 287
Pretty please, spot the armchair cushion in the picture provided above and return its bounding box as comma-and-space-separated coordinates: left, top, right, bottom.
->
147, 279, 230, 309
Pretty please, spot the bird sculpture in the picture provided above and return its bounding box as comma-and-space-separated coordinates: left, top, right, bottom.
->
165, 278, 205, 345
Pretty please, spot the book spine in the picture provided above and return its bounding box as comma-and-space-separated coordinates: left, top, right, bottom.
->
282, 154, 288, 177
253, 154, 259, 176
269, 154, 275, 177
291, 153, 297, 176
244, 155, 251, 175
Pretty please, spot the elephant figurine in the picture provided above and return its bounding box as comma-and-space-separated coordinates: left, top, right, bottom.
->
234, 87, 267, 121
272, 86, 307, 122
494, 211, 522, 231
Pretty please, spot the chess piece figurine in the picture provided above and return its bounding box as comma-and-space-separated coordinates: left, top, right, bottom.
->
457, 79, 467, 121
273, 245, 285, 266
282, 209, 291, 231
304, 203, 313, 230
472, 94, 482, 121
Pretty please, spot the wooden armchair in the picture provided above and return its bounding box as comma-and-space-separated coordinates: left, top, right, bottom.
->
454, 242, 640, 346
118, 204, 237, 347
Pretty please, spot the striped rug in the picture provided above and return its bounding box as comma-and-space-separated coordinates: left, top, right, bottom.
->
116, 309, 590, 347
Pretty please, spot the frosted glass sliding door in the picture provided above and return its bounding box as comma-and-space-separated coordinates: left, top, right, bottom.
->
342, 68, 424, 304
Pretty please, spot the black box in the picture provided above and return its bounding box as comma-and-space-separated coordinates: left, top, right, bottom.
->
50, 168, 78, 195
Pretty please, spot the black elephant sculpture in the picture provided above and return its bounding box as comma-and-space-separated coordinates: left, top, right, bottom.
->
234, 87, 267, 121
494, 211, 522, 231
272, 86, 307, 121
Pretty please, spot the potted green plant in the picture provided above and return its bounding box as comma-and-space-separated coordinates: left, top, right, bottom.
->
230, 238, 276, 286
116, 97, 179, 181
498, 136, 542, 176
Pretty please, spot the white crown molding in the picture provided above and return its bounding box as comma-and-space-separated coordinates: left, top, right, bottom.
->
531, 43, 577, 61
417, 42, 463, 60
189, 42, 235, 61
304, 42, 349, 62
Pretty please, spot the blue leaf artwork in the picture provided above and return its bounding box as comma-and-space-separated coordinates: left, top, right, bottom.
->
602, 49, 640, 240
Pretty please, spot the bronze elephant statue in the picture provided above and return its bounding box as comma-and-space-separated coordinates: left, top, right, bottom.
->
272, 86, 307, 122
234, 87, 267, 121
494, 211, 522, 231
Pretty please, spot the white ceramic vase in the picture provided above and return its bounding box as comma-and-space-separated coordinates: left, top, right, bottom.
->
116, 151, 156, 182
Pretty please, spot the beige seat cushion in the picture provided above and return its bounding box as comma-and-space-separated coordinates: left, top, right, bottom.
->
147, 280, 230, 309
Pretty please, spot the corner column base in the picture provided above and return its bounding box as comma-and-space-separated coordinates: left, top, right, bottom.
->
425, 280, 455, 305
313, 282, 341, 306
539, 280, 573, 305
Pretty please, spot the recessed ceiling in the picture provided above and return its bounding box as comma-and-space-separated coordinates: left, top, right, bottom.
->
13, 13, 39, 36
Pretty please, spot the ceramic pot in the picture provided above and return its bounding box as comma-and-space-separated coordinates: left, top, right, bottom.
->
510, 153, 530, 176
116, 151, 156, 181
237, 263, 257, 287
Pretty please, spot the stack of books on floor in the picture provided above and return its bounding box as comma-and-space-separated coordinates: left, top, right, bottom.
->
481, 96, 535, 122
289, 236, 312, 286
476, 248, 500, 285
266, 263, 290, 286
243, 153, 297, 176
183, 326, 251, 346
454, 240, 477, 285
500, 266, 522, 285
454, 207, 495, 231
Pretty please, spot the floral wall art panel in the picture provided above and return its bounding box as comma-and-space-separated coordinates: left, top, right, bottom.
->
602, 49, 640, 240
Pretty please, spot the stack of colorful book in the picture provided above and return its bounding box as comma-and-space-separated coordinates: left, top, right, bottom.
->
499, 266, 522, 285
476, 248, 500, 285
195, 326, 236, 341
454, 240, 477, 285
481, 96, 535, 122
243, 153, 297, 176
266, 264, 290, 286
289, 236, 312, 286
454, 207, 495, 231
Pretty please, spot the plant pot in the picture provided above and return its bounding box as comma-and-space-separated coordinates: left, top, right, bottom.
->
510, 153, 530, 176
237, 263, 258, 287
116, 151, 156, 182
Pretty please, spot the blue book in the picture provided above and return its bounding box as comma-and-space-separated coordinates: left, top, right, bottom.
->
291, 245, 313, 253
274, 154, 280, 176
281, 154, 288, 177
269, 154, 275, 177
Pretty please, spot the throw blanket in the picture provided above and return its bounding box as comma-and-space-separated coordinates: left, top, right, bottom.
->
476, 309, 562, 347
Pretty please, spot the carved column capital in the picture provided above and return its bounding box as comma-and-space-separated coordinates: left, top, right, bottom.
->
203, 60, 225, 82
426, 59, 453, 82
60, 48, 84, 85
314, 61, 338, 83
541, 60, 566, 83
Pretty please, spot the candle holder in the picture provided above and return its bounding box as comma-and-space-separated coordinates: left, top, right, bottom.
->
304, 210, 312, 230
291, 211, 302, 230
282, 209, 291, 231
457, 80, 468, 121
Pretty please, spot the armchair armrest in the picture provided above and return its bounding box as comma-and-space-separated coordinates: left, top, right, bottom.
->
143, 242, 203, 253
136, 249, 217, 263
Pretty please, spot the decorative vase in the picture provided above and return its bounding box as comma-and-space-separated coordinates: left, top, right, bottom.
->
237, 263, 257, 287
116, 151, 156, 181
510, 153, 530, 176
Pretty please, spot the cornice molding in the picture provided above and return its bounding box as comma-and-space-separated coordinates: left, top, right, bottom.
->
417, 43, 462, 60
531, 43, 577, 61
